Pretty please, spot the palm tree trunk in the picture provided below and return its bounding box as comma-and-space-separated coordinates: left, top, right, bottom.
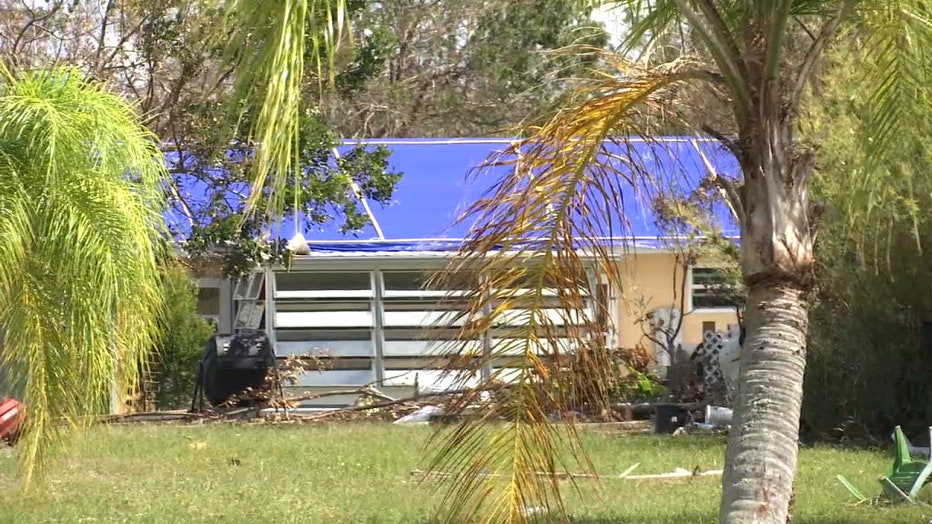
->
719, 270, 809, 522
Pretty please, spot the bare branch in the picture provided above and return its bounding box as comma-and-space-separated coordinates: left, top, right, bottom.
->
101, 17, 147, 74
793, 17, 817, 41
94, 0, 114, 73
11, 0, 64, 59
790, 1, 854, 109
672, 0, 751, 125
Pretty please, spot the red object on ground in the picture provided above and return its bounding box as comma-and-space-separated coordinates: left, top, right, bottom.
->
0, 398, 24, 445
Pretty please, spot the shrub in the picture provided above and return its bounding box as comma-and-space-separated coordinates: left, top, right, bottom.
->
148, 265, 215, 410
803, 232, 932, 442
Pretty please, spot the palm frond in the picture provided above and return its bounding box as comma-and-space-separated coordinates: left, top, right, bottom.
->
421, 54, 708, 523
223, 0, 351, 224
857, 2, 932, 165
0, 67, 168, 485
604, 0, 681, 60
812, 2, 932, 255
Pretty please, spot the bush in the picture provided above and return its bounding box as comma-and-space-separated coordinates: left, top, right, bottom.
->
803, 233, 932, 442
147, 265, 215, 410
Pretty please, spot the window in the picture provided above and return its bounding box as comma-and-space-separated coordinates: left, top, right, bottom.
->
690, 267, 737, 310
382, 270, 478, 293
197, 287, 221, 317
275, 271, 372, 294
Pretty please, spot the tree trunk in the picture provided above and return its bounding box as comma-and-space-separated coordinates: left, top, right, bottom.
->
719, 276, 809, 523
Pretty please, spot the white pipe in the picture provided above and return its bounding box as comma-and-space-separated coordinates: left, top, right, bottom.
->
331, 147, 386, 240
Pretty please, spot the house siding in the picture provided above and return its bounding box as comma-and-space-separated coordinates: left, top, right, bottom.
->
190, 250, 739, 407
614, 253, 738, 351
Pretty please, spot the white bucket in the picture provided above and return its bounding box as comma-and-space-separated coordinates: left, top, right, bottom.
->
705, 405, 734, 427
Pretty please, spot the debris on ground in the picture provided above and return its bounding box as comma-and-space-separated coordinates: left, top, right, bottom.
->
671, 405, 733, 436
411, 463, 723, 482
106, 367, 741, 436
393, 405, 443, 425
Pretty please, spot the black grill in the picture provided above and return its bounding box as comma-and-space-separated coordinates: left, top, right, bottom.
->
190, 330, 277, 410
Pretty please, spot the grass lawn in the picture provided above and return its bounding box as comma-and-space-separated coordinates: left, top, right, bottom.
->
0, 422, 929, 523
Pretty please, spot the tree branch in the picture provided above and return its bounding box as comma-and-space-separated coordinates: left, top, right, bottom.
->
672, 0, 752, 126
11, 0, 64, 60
790, 1, 853, 108
700, 124, 741, 160
284, 388, 473, 421
689, 139, 745, 226
94, 0, 115, 73
793, 17, 817, 42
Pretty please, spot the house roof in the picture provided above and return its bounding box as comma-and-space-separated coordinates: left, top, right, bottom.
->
166, 137, 740, 255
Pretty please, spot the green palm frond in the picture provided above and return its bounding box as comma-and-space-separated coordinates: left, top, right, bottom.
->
857, 3, 932, 164
808, 2, 932, 255
223, 0, 350, 224
0, 66, 168, 485
421, 54, 703, 523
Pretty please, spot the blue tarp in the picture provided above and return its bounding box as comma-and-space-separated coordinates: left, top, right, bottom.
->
165, 137, 741, 254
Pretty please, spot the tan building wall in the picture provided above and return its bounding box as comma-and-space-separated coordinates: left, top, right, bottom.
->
614, 253, 738, 351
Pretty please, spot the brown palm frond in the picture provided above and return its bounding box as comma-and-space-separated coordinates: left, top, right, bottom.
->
420, 54, 718, 523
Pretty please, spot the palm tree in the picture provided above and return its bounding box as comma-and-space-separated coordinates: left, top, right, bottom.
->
0, 0, 349, 487
413, 4, 930, 523
0, 66, 168, 485
231, 1, 932, 522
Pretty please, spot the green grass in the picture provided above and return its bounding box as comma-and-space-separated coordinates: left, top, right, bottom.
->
0, 423, 928, 523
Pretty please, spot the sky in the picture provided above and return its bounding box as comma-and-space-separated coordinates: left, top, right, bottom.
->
591, 4, 630, 48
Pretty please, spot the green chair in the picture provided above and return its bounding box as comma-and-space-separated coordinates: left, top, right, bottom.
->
838, 425, 932, 504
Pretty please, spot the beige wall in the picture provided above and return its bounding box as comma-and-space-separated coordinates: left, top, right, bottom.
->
613, 253, 738, 351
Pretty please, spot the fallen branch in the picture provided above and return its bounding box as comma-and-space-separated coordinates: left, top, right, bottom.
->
411, 464, 723, 481
267, 385, 397, 407
281, 389, 471, 422
99, 410, 201, 424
